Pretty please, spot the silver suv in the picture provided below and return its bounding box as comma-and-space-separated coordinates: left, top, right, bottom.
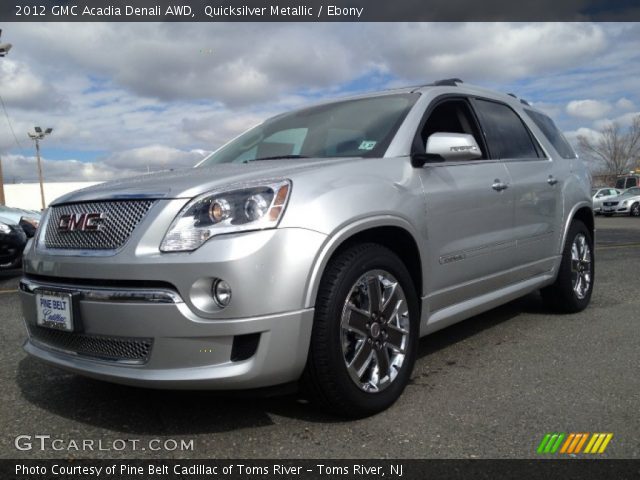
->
19, 79, 594, 416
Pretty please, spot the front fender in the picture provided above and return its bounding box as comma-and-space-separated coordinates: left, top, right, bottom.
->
302, 214, 424, 309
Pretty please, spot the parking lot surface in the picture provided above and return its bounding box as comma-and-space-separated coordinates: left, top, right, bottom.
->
1, 216, 638, 459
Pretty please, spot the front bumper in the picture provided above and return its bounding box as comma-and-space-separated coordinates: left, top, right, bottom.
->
602, 205, 629, 214
20, 282, 315, 389
20, 225, 327, 388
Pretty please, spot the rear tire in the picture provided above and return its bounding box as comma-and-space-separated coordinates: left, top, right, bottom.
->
541, 220, 594, 313
302, 243, 419, 418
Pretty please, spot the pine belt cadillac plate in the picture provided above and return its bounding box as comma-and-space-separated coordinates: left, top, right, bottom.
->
35, 290, 74, 332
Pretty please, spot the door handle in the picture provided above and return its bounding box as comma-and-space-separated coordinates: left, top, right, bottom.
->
492, 180, 508, 192
547, 175, 558, 186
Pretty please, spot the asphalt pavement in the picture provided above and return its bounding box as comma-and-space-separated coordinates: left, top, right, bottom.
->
1, 216, 638, 459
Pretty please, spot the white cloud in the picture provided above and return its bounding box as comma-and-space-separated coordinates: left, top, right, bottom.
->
616, 98, 636, 111
5, 22, 613, 107
369, 23, 607, 83
0, 22, 638, 182
593, 111, 640, 130
0, 60, 65, 110
100, 145, 207, 170
0, 145, 205, 183
564, 126, 601, 145
566, 99, 612, 119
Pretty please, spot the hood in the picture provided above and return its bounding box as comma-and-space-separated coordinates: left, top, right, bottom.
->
51, 158, 352, 205
0, 215, 19, 226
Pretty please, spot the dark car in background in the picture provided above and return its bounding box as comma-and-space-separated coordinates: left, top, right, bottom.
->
0, 205, 40, 238
614, 174, 640, 190
0, 216, 28, 269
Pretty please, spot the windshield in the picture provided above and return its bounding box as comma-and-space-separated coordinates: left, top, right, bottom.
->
198, 93, 419, 166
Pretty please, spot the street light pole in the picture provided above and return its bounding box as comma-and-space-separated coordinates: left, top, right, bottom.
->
0, 28, 13, 206
35, 137, 45, 210
0, 155, 4, 205
28, 127, 53, 210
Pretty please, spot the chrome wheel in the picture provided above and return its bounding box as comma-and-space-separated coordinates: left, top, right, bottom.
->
340, 270, 410, 393
571, 233, 592, 300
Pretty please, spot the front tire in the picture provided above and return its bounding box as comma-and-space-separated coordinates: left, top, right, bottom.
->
541, 220, 594, 313
630, 202, 640, 217
303, 243, 419, 417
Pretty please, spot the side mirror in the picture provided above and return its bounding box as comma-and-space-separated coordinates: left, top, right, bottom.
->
426, 132, 483, 161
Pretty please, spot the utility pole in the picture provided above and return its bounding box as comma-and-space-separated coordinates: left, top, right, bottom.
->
28, 127, 53, 210
0, 29, 13, 206
0, 157, 4, 205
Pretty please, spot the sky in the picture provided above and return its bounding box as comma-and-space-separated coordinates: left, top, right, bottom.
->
0, 22, 639, 183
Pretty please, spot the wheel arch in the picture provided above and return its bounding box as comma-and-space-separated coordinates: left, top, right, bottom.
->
304, 217, 424, 311
560, 202, 594, 253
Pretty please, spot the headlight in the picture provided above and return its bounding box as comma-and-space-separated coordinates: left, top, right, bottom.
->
160, 179, 291, 252
0, 222, 11, 234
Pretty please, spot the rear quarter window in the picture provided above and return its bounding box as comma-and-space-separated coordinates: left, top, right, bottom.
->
524, 109, 576, 159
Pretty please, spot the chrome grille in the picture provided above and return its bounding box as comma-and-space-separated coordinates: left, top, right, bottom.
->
603, 201, 619, 206
43, 200, 155, 250
28, 324, 153, 364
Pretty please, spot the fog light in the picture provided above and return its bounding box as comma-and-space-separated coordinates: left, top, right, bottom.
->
212, 279, 232, 307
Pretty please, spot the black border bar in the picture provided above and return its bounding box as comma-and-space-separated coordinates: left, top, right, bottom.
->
3, 459, 640, 480
2, 0, 640, 22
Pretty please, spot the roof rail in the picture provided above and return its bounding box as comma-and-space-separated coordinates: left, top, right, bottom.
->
507, 93, 517, 98
520, 99, 531, 106
432, 78, 463, 86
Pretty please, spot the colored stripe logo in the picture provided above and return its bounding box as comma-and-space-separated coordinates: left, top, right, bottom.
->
537, 433, 613, 454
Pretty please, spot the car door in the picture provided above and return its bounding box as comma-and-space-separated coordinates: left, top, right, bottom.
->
414, 97, 517, 314
604, 188, 620, 206
593, 189, 605, 210
471, 98, 561, 279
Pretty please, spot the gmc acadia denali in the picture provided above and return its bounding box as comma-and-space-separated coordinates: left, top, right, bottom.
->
19, 79, 594, 416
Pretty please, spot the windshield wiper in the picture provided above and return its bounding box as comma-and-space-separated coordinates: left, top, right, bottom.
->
245, 155, 309, 162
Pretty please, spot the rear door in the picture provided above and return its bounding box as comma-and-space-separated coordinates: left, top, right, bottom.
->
472, 99, 561, 278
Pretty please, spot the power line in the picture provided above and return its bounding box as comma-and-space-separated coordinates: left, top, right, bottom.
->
0, 93, 27, 154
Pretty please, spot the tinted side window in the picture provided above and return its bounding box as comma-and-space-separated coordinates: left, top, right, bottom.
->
525, 109, 576, 159
627, 178, 638, 188
419, 99, 487, 159
473, 99, 539, 159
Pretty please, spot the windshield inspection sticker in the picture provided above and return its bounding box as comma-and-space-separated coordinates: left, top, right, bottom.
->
358, 140, 377, 150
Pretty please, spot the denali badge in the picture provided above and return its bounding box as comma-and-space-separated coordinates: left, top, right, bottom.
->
58, 213, 105, 232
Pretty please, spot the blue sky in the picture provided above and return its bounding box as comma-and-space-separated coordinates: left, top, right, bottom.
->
0, 22, 638, 181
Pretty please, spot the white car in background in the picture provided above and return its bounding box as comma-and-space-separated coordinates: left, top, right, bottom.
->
592, 188, 621, 214
602, 187, 640, 217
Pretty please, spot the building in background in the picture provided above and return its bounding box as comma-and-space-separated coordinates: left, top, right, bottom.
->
3, 182, 102, 210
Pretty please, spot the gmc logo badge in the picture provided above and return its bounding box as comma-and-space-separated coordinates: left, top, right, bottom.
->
58, 213, 105, 232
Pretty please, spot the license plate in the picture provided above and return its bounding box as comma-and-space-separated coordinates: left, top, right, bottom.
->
36, 291, 74, 332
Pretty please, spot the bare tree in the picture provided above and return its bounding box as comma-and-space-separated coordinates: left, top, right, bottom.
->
577, 115, 640, 176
